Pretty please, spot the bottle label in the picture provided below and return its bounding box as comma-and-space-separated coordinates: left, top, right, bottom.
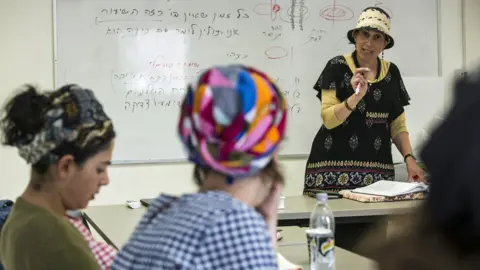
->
320, 237, 334, 256
309, 235, 335, 269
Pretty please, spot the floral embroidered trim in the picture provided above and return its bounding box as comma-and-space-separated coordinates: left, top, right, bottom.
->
366, 111, 390, 127
366, 112, 389, 119
306, 160, 394, 170
304, 171, 395, 191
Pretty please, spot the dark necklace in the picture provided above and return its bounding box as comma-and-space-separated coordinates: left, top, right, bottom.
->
352, 50, 381, 86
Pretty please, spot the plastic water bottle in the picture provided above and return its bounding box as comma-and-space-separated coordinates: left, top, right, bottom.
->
306, 193, 335, 270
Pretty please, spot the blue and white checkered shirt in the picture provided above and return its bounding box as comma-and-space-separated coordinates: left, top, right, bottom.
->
112, 191, 278, 269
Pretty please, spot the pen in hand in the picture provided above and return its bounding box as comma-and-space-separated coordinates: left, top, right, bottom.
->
354, 68, 370, 96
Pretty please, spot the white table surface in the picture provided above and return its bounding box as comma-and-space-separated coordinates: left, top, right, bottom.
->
83, 195, 420, 269
277, 196, 421, 220
277, 226, 376, 269
84, 195, 420, 247
85, 205, 376, 270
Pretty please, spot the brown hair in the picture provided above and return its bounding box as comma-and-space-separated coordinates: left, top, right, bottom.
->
193, 159, 284, 186
357, 70, 480, 270
0, 85, 115, 191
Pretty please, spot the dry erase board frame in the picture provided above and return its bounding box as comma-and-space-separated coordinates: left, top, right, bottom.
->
53, 0, 442, 165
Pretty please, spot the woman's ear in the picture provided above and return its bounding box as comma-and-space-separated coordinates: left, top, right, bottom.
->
273, 149, 279, 160
55, 154, 76, 185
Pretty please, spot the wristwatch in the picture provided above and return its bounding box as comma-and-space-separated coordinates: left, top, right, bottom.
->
404, 153, 416, 163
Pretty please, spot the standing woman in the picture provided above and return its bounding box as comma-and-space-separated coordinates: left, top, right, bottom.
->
304, 7, 424, 195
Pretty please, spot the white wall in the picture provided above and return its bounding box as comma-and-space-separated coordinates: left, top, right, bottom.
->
465, 0, 480, 70
0, 0, 468, 206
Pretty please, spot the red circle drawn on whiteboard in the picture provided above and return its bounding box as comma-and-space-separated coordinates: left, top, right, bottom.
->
319, 5, 354, 21
265, 46, 288, 59
272, 4, 281, 13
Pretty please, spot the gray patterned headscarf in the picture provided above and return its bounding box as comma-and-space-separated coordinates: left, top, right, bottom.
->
17, 84, 113, 164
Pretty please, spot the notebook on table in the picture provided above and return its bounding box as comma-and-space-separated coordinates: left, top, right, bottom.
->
352, 180, 428, 197
339, 180, 428, 203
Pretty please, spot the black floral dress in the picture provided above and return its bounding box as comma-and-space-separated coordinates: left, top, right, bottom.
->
304, 52, 410, 194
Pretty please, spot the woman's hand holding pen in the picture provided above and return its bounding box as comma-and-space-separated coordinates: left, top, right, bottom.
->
350, 68, 369, 104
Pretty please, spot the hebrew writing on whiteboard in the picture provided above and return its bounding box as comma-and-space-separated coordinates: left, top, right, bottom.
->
55, 0, 440, 162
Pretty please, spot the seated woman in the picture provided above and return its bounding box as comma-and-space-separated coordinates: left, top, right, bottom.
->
359, 70, 480, 269
112, 65, 288, 269
0, 84, 115, 269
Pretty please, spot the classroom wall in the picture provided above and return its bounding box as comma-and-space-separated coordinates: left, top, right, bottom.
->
0, 0, 471, 206
465, 0, 480, 70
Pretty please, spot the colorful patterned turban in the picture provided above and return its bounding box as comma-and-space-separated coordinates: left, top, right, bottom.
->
178, 65, 288, 179
17, 84, 114, 164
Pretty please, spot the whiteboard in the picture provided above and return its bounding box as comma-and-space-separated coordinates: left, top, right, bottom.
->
54, 0, 441, 163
